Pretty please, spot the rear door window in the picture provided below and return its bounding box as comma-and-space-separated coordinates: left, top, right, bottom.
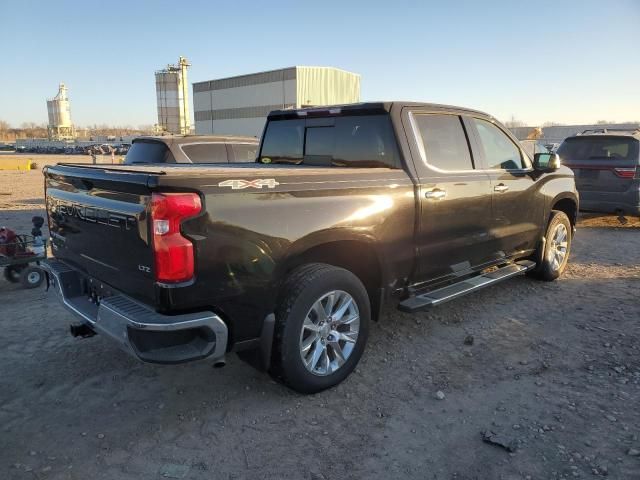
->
230, 143, 258, 163
472, 118, 524, 170
181, 143, 227, 163
259, 115, 400, 168
413, 114, 473, 171
558, 137, 639, 162
124, 141, 175, 164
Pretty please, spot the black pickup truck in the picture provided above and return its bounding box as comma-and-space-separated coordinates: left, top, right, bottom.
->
43, 102, 578, 393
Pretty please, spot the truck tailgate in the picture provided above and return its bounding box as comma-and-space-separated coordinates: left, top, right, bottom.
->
45, 164, 157, 304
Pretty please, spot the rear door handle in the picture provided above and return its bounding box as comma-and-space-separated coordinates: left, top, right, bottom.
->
494, 184, 509, 193
425, 188, 446, 200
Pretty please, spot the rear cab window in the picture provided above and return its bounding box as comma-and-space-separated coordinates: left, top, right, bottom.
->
260, 120, 304, 164
259, 114, 400, 168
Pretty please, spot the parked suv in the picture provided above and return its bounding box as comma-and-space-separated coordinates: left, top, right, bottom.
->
558, 129, 640, 215
124, 135, 259, 165
43, 102, 577, 393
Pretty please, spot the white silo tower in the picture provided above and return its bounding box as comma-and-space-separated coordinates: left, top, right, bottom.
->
47, 83, 76, 140
155, 56, 191, 135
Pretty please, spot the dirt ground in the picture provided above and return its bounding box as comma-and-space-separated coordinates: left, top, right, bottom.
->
1, 156, 639, 480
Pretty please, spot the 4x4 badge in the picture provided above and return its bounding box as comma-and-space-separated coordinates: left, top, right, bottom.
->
218, 179, 280, 190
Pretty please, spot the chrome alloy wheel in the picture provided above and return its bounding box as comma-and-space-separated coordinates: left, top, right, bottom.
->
548, 223, 569, 271
299, 290, 360, 376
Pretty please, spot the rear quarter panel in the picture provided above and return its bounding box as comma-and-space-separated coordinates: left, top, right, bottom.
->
169, 167, 417, 344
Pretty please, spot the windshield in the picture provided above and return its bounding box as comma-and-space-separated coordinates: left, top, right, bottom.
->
557, 136, 639, 162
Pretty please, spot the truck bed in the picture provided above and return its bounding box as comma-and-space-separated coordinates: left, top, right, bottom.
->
44, 162, 415, 317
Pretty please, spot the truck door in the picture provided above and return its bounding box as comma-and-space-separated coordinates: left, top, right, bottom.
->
403, 110, 496, 285
465, 117, 543, 258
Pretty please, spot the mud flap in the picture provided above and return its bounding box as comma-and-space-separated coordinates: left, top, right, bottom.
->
259, 313, 275, 371
236, 313, 275, 372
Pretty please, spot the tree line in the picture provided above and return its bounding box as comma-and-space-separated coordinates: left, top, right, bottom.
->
0, 120, 156, 141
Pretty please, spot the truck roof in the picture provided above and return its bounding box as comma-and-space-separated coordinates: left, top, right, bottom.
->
267, 101, 492, 120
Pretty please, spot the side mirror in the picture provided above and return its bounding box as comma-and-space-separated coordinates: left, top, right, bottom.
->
534, 152, 560, 171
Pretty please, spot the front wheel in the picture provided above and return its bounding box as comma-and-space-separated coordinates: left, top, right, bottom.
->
270, 263, 370, 394
20, 265, 44, 289
530, 210, 572, 281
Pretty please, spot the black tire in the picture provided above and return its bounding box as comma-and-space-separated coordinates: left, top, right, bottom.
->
270, 263, 370, 394
3, 265, 23, 283
530, 210, 572, 281
20, 265, 44, 289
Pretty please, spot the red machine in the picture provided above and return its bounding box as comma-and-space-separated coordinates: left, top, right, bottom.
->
0, 217, 47, 289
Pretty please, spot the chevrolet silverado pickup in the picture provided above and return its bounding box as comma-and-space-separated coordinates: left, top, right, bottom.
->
43, 102, 578, 393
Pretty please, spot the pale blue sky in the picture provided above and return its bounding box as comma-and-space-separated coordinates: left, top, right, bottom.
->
1, 0, 638, 127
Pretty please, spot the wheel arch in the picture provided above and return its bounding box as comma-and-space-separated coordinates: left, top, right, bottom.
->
550, 195, 578, 228
278, 234, 387, 320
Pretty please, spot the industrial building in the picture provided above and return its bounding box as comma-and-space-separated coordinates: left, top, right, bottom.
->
156, 57, 192, 135
193, 66, 361, 137
47, 83, 75, 140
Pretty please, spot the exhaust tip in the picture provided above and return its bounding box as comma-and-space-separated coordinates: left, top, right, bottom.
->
213, 360, 226, 368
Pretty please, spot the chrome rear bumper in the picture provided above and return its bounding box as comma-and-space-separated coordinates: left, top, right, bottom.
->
43, 260, 228, 365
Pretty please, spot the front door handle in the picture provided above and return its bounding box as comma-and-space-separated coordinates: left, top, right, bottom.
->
494, 184, 509, 193
425, 188, 446, 200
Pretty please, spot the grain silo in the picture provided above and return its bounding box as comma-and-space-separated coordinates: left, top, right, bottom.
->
47, 83, 75, 140
193, 66, 361, 137
155, 56, 191, 135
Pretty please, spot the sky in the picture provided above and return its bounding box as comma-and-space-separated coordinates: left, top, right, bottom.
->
1, 0, 639, 128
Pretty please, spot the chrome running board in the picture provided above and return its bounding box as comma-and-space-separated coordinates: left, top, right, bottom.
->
398, 260, 536, 313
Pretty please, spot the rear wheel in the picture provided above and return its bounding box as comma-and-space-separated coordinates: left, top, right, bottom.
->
20, 265, 44, 289
530, 210, 572, 281
270, 263, 370, 393
3, 265, 23, 283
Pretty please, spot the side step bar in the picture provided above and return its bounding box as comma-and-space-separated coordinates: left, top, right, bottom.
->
398, 260, 536, 313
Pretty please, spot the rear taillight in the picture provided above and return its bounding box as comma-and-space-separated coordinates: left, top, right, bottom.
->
612, 167, 637, 179
151, 192, 202, 283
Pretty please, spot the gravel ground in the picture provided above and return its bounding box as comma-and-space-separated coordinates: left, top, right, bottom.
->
1, 157, 639, 480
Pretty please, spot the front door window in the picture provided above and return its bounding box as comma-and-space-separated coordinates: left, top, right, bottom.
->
472, 118, 524, 170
